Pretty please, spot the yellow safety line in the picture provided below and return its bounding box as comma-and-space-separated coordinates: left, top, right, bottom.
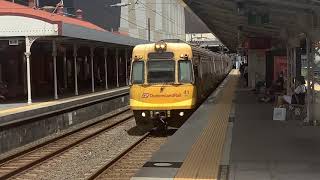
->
174, 70, 239, 180
0, 102, 55, 117
0, 87, 129, 117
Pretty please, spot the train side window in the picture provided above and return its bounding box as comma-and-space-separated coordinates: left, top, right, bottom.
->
178, 60, 193, 83
131, 61, 144, 84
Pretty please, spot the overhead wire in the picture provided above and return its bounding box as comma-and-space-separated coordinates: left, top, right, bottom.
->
124, 0, 185, 39
117, 12, 183, 39
136, 0, 185, 32
116, 1, 184, 39
120, 11, 185, 36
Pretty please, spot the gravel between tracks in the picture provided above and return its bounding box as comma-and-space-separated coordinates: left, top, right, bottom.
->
96, 136, 167, 180
11, 119, 143, 180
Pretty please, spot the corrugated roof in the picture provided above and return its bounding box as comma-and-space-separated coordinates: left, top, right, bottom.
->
0, 0, 106, 32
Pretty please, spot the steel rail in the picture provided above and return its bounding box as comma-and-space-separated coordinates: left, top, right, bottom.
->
0, 109, 133, 180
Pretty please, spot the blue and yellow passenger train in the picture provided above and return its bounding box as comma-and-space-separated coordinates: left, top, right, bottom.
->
129, 40, 231, 128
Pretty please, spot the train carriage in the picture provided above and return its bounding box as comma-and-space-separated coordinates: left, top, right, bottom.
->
129, 40, 231, 128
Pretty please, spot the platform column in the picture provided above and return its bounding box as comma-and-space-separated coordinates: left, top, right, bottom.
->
25, 36, 38, 104
116, 48, 119, 87
104, 47, 108, 89
307, 38, 317, 125
63, 49, 67, 89
306, 36, 315, 123
209, 58, 213, 74
52, 40, 58, 100
73, 44, 78, 96
213, 58, 216, 73
286, 46, 291, 95
90, 47, 95, 93
125, 48, 128, 86
220, 56, 223, 75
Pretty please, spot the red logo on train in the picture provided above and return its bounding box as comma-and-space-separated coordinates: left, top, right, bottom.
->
141, 93, 150, 98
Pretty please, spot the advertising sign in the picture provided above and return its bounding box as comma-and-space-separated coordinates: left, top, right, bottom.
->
274, 56, 287, 81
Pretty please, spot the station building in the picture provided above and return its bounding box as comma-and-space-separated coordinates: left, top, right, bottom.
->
11, 0, 187, 41
0, 0, 148, 104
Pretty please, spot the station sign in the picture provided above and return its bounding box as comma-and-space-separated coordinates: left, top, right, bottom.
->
8, 39, 19, 46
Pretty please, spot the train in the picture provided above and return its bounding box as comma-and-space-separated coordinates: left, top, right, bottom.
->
129, 40, 232, 129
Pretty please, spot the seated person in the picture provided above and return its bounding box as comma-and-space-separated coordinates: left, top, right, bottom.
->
260, 73, 284, 102
270, 72, 285, 94
276, 76, 306, 106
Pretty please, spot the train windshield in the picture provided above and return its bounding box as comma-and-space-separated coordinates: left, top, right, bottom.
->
131, 61, 144, 84
179, 60, 193, 83
147, 60, 175, 83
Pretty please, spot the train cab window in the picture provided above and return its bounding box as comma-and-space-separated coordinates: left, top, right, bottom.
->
131, 61, 144, 84
147, 60, 175, 83
179, 60, 193, 83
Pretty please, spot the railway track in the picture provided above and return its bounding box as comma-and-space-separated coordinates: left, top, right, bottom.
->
88, 133, 167, 180
0, 108, 133, 180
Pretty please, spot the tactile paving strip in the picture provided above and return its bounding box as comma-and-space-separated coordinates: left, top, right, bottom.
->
174, 70, 239, 180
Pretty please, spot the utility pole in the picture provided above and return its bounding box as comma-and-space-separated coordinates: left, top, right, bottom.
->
147, 18, 151, 41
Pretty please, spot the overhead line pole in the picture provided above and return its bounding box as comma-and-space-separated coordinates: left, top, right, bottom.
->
148, 18, 151, 42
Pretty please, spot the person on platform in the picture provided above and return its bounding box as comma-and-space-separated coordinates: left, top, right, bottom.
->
260, 72, 285, 102
243, 63, 248, 86
276, 76, 306, 106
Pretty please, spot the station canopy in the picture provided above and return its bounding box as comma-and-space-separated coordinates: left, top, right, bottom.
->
183, 0, 320, 51
0, 0, 146, 46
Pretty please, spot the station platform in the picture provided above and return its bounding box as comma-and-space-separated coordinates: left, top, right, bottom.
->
0, 86, 130, 154
132, 70, 320, 180
0, 87, 129, 126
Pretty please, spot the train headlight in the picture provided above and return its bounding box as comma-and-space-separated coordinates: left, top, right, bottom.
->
141, 112, 146, 117
134, 55, 143, 61
179, 112, 184, 117
180, 54, 189, 60
155, 41, 167, 51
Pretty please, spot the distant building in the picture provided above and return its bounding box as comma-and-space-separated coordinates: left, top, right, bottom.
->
119, 0, 186, 41
10, 0, 216, 42
11, 0, 187, 41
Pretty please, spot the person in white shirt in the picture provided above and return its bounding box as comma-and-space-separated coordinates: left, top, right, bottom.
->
277, 76, 306, 106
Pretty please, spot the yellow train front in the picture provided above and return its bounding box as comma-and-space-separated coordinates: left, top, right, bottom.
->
129, 40, 231, 128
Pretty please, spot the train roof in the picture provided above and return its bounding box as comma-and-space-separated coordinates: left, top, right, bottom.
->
133, 40, 229, 60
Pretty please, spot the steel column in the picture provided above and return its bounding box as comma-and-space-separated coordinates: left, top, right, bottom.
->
213, 58, 216, 73
73, 44, 78, 96
25, 36, 38, 104
25, 52, 32, 104
125, 48, 128, 86
209, 58, 213, 74
310, 41, 316, 125
63, 50, 67, 89
116, 48, 119, 87
306, 37, 311, 123
286, 45, 290, 95
90, 47, 95, 93
104, 47, 108, 89
52, 40, 58, 100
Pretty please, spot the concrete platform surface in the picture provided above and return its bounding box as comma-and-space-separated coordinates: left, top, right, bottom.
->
230, 89, 320, 180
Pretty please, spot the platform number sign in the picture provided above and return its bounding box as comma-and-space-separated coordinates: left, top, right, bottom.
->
9, 39, 19, 46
